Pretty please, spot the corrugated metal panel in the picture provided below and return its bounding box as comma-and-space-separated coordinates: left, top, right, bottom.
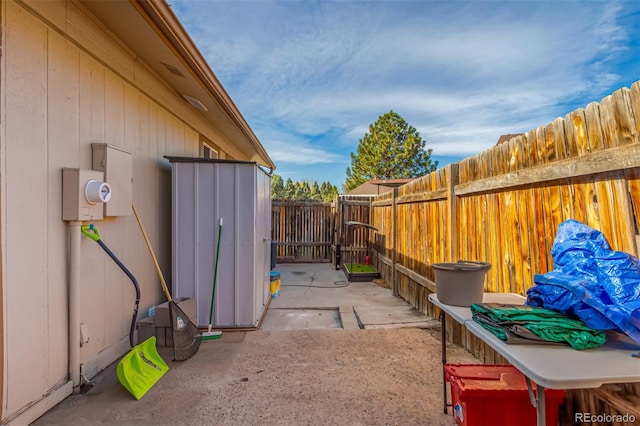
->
171, 159, 271, 327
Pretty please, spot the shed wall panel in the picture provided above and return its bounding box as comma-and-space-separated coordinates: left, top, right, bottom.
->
171, 161, 270, 328
257, 169, 271, 310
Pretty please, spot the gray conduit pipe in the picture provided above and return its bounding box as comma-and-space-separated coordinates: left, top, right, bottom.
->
69, 221, 81, 391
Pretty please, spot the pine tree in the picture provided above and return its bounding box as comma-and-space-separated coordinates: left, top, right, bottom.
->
325, 183, 338, 202
310, 181, 321, 200
273, 177, 338, 201
319, 182, 329, 200
283, 178, 296, 199
345, 110, 438, 191
295, 181, 311, 200
271, 174, 285, 200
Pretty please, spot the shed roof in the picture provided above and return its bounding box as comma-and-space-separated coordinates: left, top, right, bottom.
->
347, 178, 415, 195
496, 133, 524, 145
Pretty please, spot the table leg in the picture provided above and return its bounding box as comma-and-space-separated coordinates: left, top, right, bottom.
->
526, 376, 546, 426
536, 384, 546, 426
440, 311, 448, 414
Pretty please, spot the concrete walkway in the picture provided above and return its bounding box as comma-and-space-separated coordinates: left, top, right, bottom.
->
31, 263, 471, 426
263, 263, 439, 331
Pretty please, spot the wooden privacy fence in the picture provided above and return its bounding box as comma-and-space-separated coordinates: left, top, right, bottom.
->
371, 81, 640, 310
368, 80, 640, 423
271, 201, 334, 262
270, 197, 377, 265
333, 195, 375, 266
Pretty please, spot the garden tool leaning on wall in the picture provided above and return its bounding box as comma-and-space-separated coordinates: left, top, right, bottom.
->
81, 224, 168, 400
132, 205, 201, 361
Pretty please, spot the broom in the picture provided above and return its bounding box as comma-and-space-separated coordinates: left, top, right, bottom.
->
201, 217, 223, 340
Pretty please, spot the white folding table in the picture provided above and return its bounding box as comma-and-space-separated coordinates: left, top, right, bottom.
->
429, 293, 640, 426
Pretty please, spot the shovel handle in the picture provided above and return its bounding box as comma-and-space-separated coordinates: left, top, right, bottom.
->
82, 224, 140, 348
81, 224, 100, 242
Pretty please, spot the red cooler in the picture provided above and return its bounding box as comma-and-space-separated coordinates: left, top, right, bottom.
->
444, 364, 566, 426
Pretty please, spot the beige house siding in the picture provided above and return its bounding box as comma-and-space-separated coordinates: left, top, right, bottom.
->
1, 1, 268, 423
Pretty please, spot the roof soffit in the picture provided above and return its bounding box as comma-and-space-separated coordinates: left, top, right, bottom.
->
79, 0, 274, 170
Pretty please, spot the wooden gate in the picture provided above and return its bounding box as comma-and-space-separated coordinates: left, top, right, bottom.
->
271, 201, 334, 262
333, 195, 375, 267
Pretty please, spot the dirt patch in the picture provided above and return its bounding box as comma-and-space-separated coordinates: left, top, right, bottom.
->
34, 328, 477, 426
372, 278, 390, 289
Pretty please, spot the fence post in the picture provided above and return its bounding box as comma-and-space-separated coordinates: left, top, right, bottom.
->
392, 187, 399, 296
447, 164, 459, 262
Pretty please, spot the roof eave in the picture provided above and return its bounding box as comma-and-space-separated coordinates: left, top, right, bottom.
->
132, 0, 275, 171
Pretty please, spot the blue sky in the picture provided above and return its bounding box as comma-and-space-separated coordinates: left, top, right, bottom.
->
170, 0, 640, 190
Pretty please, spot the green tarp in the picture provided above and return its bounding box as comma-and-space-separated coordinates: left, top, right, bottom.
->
471, 303, 606, 350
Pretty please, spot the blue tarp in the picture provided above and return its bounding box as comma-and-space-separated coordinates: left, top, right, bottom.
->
526, 219, 640, 344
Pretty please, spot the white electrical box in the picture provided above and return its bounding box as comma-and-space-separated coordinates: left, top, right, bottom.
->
92, 144, 133, 216
62, 168, 108, 221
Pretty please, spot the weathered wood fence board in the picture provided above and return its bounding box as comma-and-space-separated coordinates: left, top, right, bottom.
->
271, 201, 333, 262
334, 195, 375, 265
271, 197, 377, 264
367, 81, 640, 422
269, 81, 640, 419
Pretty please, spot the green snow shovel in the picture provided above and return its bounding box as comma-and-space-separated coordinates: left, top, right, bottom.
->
116, 336, 168, 400
81, 225, 168, 400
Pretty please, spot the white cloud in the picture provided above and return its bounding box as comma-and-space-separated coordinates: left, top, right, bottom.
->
267, 141, 342, 165
252, 127, 342, 165
170, 0, 639, 183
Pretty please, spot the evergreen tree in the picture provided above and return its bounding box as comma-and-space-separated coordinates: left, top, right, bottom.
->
318, 181, 339, 202
271, 174, 285, 199
310, 181, 321, 200
283, 178, 296, 199
272, 177, 338, 201
325, 183, 338, 202
320, 182, 330, 201
295, 181, 311, 200
345, 110, 438, 191
319, 182, 328, 199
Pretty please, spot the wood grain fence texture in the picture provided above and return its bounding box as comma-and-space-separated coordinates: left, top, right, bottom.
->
334, 195, 375, 265
271, 197, 376, 264
271, 201, 334, 262
369, 81, 640, 422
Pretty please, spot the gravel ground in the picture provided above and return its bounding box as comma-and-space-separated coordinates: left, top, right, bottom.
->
33, 328, 478, 426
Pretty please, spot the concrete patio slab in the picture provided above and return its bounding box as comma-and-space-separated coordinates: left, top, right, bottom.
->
264, 263, 423, 331
338, 304, 361, 330
260, 308, 341, 331
33, 328, 474, 426
354, 305, 441, 330
31, 263, 471, 426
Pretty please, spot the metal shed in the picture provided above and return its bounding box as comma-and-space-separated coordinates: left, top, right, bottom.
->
167, 157, 271, 328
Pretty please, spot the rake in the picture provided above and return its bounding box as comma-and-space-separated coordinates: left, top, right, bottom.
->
132, 205, 200, 361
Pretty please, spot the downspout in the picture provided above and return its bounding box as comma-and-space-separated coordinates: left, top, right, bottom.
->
68, 221, 81, 392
